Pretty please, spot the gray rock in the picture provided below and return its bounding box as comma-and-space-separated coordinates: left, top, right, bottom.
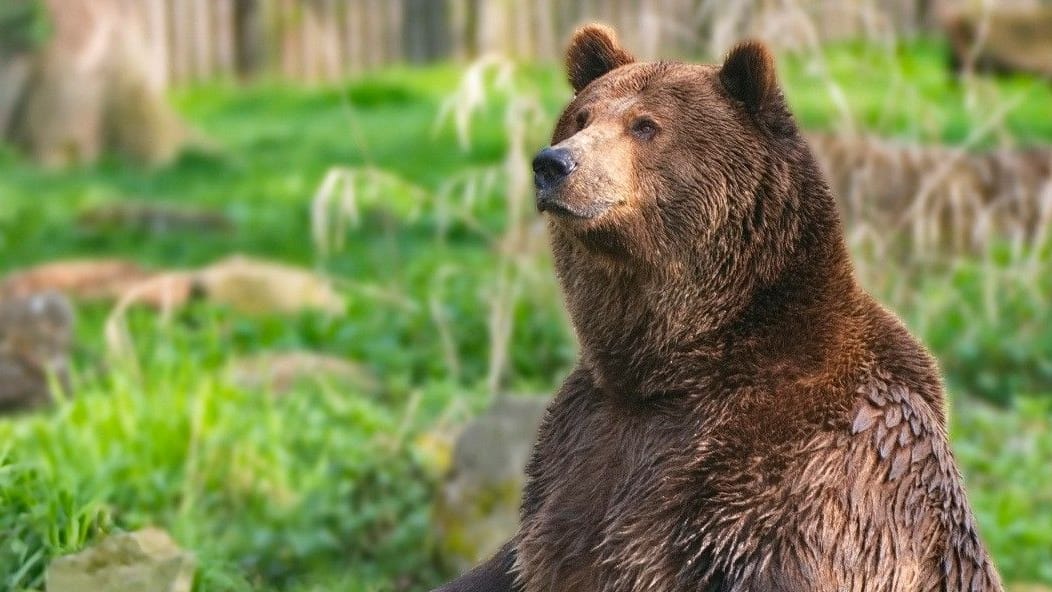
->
0, 292, 74, 413
46, 528, 195, 592
194, 255, 345, 316
433, 395, 548, 572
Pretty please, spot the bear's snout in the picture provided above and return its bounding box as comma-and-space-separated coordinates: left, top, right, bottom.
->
532, 146, 577, 192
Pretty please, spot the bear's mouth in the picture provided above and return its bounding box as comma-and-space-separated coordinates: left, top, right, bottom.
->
536, 193, 611, 220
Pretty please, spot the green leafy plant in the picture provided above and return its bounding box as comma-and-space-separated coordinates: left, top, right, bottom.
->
0, 0, 52, 53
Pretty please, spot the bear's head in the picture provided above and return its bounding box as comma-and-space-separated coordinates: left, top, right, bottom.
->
534, 25, 854, 396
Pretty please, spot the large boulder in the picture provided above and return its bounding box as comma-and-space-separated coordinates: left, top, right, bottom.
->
432, 395, 548, 572
46, 528, 195, 592
194, 255, 345, 316
0, 291, 73, 413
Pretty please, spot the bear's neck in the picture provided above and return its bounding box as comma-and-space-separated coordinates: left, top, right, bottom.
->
552, 163, 864, 400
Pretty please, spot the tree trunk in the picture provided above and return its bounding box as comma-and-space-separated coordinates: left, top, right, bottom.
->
232, 0, 265, 79
403, 0, 451, 64
1, 0, 186, 168
463, 0, 481, 59
0, 55, 31, 138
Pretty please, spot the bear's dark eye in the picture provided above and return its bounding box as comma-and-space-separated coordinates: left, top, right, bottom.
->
575, 110, 590, 131
630, 117, 659, 140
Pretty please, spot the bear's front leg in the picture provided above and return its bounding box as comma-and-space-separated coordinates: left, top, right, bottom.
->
431, 541, 520, 592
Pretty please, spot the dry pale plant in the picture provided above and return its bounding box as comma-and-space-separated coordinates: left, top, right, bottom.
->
435, 54, 554, 397
311, 166, 431, 258
311, 54, 557, 411
817, 3, 1037, 303
689, 0, 1049, 384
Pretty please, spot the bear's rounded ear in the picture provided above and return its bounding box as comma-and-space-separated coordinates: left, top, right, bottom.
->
566, 24, 635, 94
718, 40, 778, 113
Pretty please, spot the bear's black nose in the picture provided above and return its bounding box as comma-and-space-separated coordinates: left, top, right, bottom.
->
532, 147, 577, 191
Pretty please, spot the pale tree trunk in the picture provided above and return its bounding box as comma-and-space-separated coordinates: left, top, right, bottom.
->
0, 2, 45, 150
462, 0, 481, 58
403, 0, 451, 63
0, 56, 31, 138
1, 0, 186, 168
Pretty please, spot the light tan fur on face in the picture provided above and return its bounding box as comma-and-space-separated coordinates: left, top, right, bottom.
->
548, 113, 635, 219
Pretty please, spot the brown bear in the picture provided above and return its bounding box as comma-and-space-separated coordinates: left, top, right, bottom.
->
433, 24, 1003, 592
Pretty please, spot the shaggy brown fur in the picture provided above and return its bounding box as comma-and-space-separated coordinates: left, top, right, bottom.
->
433, 24, 1003, 592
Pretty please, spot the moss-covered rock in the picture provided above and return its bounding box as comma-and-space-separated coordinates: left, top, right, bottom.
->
432, 395, 548, 572
45, 528, 195, 592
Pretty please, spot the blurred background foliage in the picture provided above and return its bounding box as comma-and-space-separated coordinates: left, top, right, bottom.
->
0, 0, 51, 53
0, 1, 1050, 591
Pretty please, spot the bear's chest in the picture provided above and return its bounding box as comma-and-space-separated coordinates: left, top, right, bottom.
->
514, 396, 704, 592
512, 388, 823, 592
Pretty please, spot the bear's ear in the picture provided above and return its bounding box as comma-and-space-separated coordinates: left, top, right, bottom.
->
718, 40, 778, 113
566, 24, 635, 94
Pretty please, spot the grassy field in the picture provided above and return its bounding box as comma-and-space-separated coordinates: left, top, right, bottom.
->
0, 41, 1050, 591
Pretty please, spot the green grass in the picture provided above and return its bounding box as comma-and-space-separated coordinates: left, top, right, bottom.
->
0, 40, 1050, 590
0, 334, 440, 591
781, 38, 1052, 146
